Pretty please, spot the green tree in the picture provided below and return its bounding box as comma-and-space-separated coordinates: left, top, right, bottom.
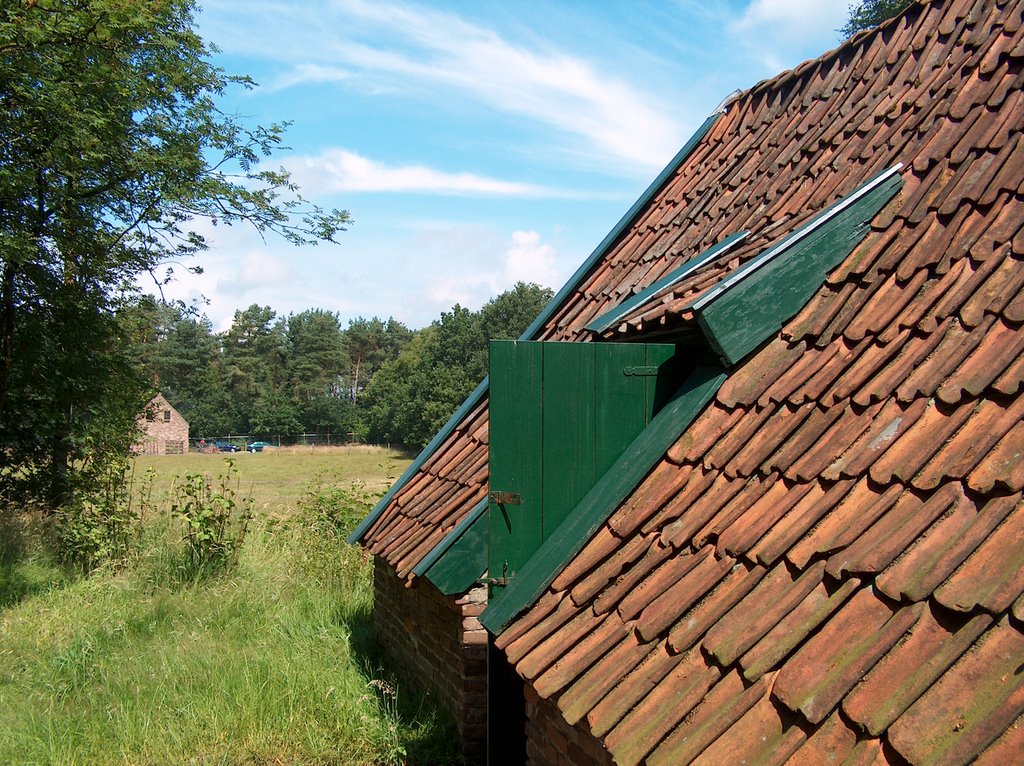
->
288, 309, 352, 435
222, 305, 288, 402
342, 316, 412, 404
0, 0, 348, 505
841, 0, 912, 37
360, 283, 552, 449
479, 282, 553, 343
288, 309, 347, 400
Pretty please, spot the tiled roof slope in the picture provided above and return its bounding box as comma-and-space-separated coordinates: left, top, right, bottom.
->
361, 0, 1024, 583
494, 0, 1024, 763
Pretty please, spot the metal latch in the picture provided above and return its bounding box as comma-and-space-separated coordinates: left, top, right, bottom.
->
489, 490, 522, 505
623, 366, 659, 376
478, 561, 511, 587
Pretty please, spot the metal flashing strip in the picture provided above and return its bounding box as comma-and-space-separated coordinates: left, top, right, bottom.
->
691, 164, 904, 312
348, 109, 726, 547
585, 230, 751, 335
480, 365, 727, 635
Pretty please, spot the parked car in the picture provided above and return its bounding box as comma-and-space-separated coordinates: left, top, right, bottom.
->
247, 441, 272, 453
213, 440, 241, 452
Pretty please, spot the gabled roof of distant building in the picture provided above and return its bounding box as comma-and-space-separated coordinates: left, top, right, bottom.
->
482, 0, 1024, 762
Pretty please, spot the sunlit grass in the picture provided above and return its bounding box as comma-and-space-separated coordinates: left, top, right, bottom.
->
0, 450, 461, 766
131, 445, 412, 518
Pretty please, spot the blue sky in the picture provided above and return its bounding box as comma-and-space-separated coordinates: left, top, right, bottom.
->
164, 0, 852, 331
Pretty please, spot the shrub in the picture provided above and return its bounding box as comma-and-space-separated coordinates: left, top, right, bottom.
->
169, 458, 252, 577
55, 459, 155, 573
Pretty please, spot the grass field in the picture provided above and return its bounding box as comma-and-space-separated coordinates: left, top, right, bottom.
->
132, 445, 412, 518
0, 447, 466, 766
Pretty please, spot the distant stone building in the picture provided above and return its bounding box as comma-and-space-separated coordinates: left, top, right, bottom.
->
136, 394, 189, 455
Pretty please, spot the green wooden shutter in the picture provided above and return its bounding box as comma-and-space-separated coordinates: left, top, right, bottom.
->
488, 340, 687, 588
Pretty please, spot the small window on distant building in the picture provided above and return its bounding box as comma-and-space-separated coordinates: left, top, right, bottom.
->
146, 410, 155, 422
163, 410, 171, 422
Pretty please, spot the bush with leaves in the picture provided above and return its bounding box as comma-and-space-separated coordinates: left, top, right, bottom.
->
56, 460, 157, 573
169, 458, 253, 576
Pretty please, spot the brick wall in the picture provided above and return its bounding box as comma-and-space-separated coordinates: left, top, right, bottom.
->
525, 684, 613, 766
136, 396, 189, 455
373, 557, 488, 761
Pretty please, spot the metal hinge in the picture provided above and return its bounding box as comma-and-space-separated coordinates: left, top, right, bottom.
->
489, 490, 522, 505
623, 366, 659, 376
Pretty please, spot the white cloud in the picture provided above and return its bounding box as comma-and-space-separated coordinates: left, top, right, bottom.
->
265, 63, 352, 91
423, 229, 563, 314
218, 250, 293, 295
730, 0, 849, 69
504, 231, 559, 287
734, 0, 847, 31
204, 0, 684, 171
282, 149, 554, 196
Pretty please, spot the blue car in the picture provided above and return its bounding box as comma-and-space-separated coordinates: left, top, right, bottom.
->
247, 441, 272, 453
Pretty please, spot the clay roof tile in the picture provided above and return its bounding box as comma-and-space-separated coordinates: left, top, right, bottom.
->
876, 491, 1020, 603
786, 480, 904, 569
646, 670, 774, 766
739, 576, 861, 683
704, 560, 827, 668
666, 560, 766, 654
603, 648, 720, 766
934, 493, 1024, 613
967, 420, 1024, 492
772, 587, 923, 725
825, 481, 966, 578
785, 709, 860, 766
586, 639, 684, 739
843, 606, 995, 736
887, 616, 1024, 766
635, 547, 735, 643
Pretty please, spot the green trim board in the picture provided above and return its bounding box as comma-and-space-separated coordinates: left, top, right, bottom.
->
584, 230, 751, 335
480, 365, 726, 634
417, 500, 489, 595
350, 109, 725, 548
692, 164, 904, 366
347, 376, 489, 545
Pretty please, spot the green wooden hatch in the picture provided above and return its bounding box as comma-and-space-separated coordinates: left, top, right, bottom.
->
487, 340, 689, 590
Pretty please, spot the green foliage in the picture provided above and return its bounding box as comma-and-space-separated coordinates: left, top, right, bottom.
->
0, 451, 460, 765
361, 282, 554, 449
55, 458, 142, 573
169, 458, 252, 576
0, 0, 348, 510
841, 0, 913, 37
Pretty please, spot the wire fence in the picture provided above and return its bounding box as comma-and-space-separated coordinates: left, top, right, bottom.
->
192, 433, 378, 453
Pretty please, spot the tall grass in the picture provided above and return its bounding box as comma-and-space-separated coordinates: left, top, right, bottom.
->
0, 456, 461, 766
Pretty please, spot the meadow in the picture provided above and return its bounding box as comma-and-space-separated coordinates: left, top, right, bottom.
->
0, 447, 465, 765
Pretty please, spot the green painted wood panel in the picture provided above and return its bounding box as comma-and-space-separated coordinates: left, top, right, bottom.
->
489, 341, 544, 587
542, 343, 597, 535
421, 502, 488, 595
482, 365, 727, 634
695, 172, 902, 366
489, 339, 686, 595
595, 343, 648, 476
645, 343, 687, 417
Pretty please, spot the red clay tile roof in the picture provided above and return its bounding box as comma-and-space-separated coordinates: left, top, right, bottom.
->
363, 0, 1022, 582
486, 0, 1024, 763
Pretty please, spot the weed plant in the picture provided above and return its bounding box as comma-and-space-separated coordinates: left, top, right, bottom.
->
0, 455, 460, 765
